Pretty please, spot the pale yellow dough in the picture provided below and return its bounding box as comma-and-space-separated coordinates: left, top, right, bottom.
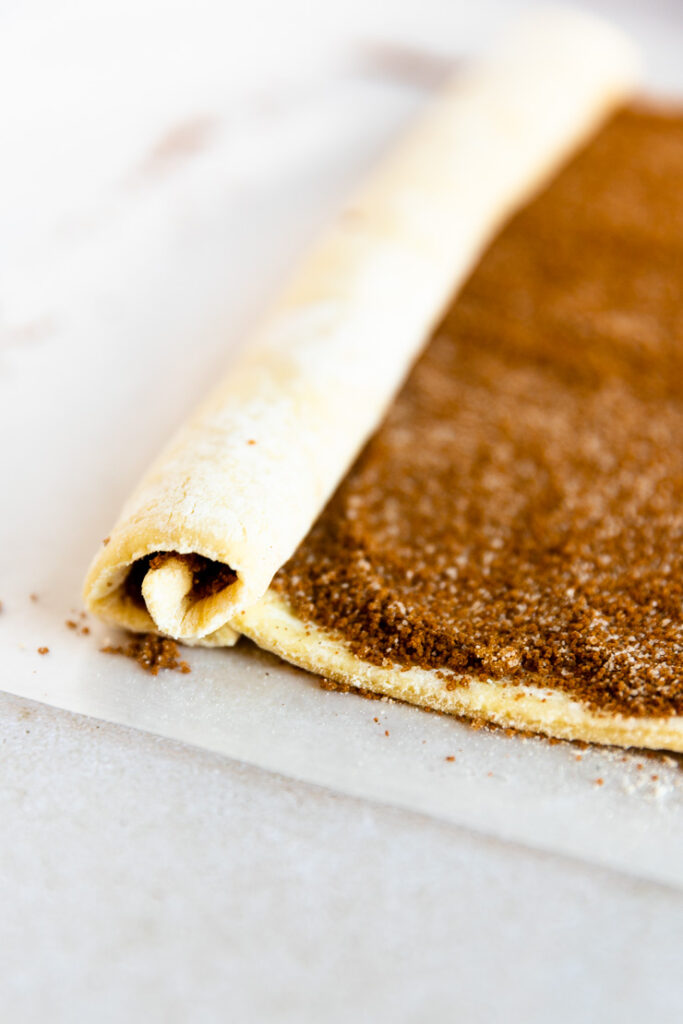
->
236, 595, 683, 752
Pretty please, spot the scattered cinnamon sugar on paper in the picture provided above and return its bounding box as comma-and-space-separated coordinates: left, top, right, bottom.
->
66, 617, 91, 636
101, 634, 191, 676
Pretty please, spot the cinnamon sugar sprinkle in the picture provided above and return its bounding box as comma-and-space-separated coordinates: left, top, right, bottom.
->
101, 634, 191, 676
274, 107, 683, 719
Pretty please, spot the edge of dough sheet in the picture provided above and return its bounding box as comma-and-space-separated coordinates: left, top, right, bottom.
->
236, 594, 683, 753
84, 6, 640, 643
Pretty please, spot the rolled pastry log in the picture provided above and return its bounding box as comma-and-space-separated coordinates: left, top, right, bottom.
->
84, 7, 639, 643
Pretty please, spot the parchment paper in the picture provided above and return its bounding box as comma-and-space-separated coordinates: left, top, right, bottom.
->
2, 48, 682, 890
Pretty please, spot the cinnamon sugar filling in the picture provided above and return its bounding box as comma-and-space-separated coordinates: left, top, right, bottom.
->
273, 106, 683, 718
125, 553, 238, 607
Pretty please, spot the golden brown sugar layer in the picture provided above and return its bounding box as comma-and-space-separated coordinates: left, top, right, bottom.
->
272, 106, 683, 718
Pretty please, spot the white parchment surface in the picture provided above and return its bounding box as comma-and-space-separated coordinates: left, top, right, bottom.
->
2, 0, 683, 890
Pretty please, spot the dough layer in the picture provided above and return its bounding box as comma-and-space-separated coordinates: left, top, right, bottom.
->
237, 595, 683, 752
243, 105, 683, 752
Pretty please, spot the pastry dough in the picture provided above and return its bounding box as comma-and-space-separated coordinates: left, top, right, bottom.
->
236, 594, 683, 752
84, 7, 638, 643
236, 101, 683, 753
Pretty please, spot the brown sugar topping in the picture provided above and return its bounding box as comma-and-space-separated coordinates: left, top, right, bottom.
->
273, 106, 683, 719
101, 634, 191, 675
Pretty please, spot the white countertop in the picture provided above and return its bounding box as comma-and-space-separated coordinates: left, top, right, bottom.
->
2, 690, 682, 1023
2, 1, 683, 1019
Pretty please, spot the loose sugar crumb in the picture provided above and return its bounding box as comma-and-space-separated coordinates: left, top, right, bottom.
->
101, 634, 191, 676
